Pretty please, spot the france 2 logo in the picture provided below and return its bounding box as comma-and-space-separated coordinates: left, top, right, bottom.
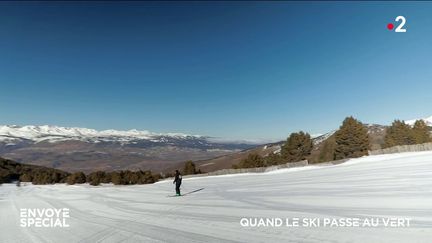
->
387, 16, 407, 33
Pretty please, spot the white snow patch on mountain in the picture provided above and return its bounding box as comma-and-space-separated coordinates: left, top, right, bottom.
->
406, 115, 432, 126
312, 130, 336, 145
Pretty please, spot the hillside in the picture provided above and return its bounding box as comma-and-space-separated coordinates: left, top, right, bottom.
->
0, 125, 258, 173
0, 157, 70, 184
196, 124, 387, 172
195, 142, 282, 172
1, 151, 431, 242
0, 119, 425, 174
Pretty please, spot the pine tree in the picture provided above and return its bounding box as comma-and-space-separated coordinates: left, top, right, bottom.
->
87, 171, 106, 186
318, 136, 336, 162
0, 170, 13, 184
140, 170, 156, 184
281, 131, 313, 162
183, 161, 197, 175
126, 171, 140, 184
110, 171, 122, 185
66, 172, 87, 185
19, 173, 33, 182
412, 120, 432, 144
334, 117, 370, 160
75, 172, 86, 183
264, 152, 282, 166
236, 153, 265, 168
384, 120, 415, 148
66, 174, 76, 185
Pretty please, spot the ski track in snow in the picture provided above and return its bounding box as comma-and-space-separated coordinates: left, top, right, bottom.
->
1, 151, 432, 242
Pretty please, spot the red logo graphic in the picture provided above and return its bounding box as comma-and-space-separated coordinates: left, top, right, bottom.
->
387, 23, 394, 30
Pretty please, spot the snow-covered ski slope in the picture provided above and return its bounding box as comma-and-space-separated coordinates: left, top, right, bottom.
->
1, 152, 432, 243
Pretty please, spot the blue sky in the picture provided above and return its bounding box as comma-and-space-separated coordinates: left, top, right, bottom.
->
1, 2, 432, 141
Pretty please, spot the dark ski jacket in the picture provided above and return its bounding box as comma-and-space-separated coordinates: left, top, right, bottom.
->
173, 172, 182, 185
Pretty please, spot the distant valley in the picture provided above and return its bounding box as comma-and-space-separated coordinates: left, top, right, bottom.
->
1, 115, 430, 174
0, 125, 258, 173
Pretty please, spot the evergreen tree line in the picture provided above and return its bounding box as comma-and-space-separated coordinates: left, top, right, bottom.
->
68, 170, 158, 186
0, 158, 70, 185
233, 131, 314, 169
3, 118, 430, 183
1, 157, 201, 186
235, 117, 370, 168
163, 160, 202, 178
0, 157, 160, 186
67, 159, 205, 186
384, 120, 432, 148
234, 117, 431, 169
19, 170, 70, 185
235, 116, 370, 169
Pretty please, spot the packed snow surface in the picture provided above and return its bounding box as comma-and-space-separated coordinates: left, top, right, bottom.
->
1, 152, 432, 242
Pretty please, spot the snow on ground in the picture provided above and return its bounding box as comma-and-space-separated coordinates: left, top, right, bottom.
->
1, 152, 432, 242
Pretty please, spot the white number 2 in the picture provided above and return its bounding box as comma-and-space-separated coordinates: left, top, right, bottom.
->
395, 16, 407, 33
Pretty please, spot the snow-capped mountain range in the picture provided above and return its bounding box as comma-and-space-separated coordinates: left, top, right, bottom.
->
0, 125, 201, 144
0, 125, 261, 173
0, 125, 273, 145
2, 115, 429, 145
0, 116, 429, 174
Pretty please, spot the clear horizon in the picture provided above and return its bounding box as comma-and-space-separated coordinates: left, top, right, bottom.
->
0, 113, 429, 144
1, 2, 432, 140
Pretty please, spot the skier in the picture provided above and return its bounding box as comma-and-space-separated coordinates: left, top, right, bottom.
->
173, 170, 182, 196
